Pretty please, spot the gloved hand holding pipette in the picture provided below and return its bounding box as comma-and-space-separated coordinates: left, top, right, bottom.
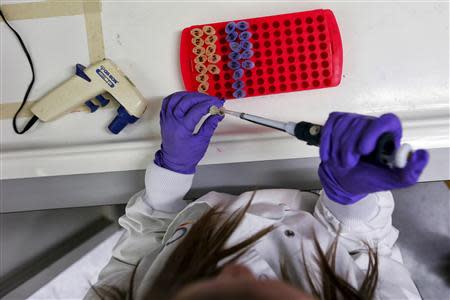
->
214, 104, 429, 204
318, 112, 429, 205
88, 91, 427, 300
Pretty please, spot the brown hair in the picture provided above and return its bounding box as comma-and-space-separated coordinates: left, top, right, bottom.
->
91, 192, 378, 300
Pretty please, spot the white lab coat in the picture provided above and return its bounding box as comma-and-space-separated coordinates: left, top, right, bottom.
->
85, 163, 421, 299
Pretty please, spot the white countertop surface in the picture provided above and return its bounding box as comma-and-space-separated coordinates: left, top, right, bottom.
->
1, 1, 449, 179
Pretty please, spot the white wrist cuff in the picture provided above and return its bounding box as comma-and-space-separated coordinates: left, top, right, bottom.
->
321, 191, 379, 223
144, 163, 194, 212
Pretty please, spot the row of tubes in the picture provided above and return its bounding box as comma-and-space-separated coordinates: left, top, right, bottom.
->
225, 21, 255, 98
191, 26, 222, 93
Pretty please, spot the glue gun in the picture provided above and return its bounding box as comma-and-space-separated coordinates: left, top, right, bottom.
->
30, 59, 147, 134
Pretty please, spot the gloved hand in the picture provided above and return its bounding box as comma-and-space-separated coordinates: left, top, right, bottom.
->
318, 112, 429, 205
154, 92, 224, 174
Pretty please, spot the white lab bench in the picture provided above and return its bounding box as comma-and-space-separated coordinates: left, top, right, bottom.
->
1, 1, 449, 180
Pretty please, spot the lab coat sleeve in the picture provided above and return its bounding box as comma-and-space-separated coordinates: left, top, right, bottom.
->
313, 190, 398, 253
85, 163, 194, 299
314, 191, 421, 299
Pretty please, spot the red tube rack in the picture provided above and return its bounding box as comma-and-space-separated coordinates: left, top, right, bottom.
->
180, 9, 343, 99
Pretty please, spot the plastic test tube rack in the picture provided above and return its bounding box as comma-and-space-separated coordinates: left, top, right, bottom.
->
180, 9, 343, 100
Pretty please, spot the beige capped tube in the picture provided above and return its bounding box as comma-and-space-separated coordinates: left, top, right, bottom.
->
205, 44, 216, 56
198, 82, 209, 93
195, 63, 208, 74
203, 25, 216, 36
207, 64, 220, 74
194, 55, 207, 64
208, 54, 221, 64
192, 46, 206, 56
205, 35, 218, 45
190, 28, 203, 37
192, 37, 204, 47
196, 73, 209, 83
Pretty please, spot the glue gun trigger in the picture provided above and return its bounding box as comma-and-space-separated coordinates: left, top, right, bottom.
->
84, 100, 99, 112
84, 94, 111, 113
95, 94, 110, 107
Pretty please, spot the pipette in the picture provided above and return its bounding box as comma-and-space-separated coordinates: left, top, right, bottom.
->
210, 106, 412, 168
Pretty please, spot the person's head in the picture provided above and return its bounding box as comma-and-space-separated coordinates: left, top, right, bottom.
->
92, 193, 378, 300
173, 264, 315, 300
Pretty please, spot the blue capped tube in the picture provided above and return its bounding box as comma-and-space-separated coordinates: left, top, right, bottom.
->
227, 60, 241, 70
232, 80, 245, 90
241, 49, 254, 59
225, 22, 236, 34
228, 52, 241, 61
233, 89, 246, 98
240, 40, 253, 50
239, 31, 252, 40
233, 69, 244, 80
230, 41, 242, 52
242, 60, 255, 70
236, 21, 249, 31
226, 31, 238, 42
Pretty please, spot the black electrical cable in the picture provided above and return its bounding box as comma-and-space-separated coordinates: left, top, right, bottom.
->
1, 9, 39, 134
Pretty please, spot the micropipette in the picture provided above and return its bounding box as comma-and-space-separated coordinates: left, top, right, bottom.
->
211, 106, 412, 168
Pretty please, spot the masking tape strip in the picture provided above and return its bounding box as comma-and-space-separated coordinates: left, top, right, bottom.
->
0, 101, 35, 119
0, 1, 87, 22
83, 0, 105, 63
0, 0, 105, 120
82, 0, 109, 110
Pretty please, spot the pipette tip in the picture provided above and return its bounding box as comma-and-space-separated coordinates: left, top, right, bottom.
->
209, 105, 223, 116
209, 105, 242, 118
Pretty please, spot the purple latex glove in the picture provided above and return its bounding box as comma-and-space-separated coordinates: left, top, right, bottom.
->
154, 92, 224, 174
318, 112, 429, 205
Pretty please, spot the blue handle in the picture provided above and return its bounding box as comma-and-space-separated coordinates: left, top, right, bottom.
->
108, 106, 139, 134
